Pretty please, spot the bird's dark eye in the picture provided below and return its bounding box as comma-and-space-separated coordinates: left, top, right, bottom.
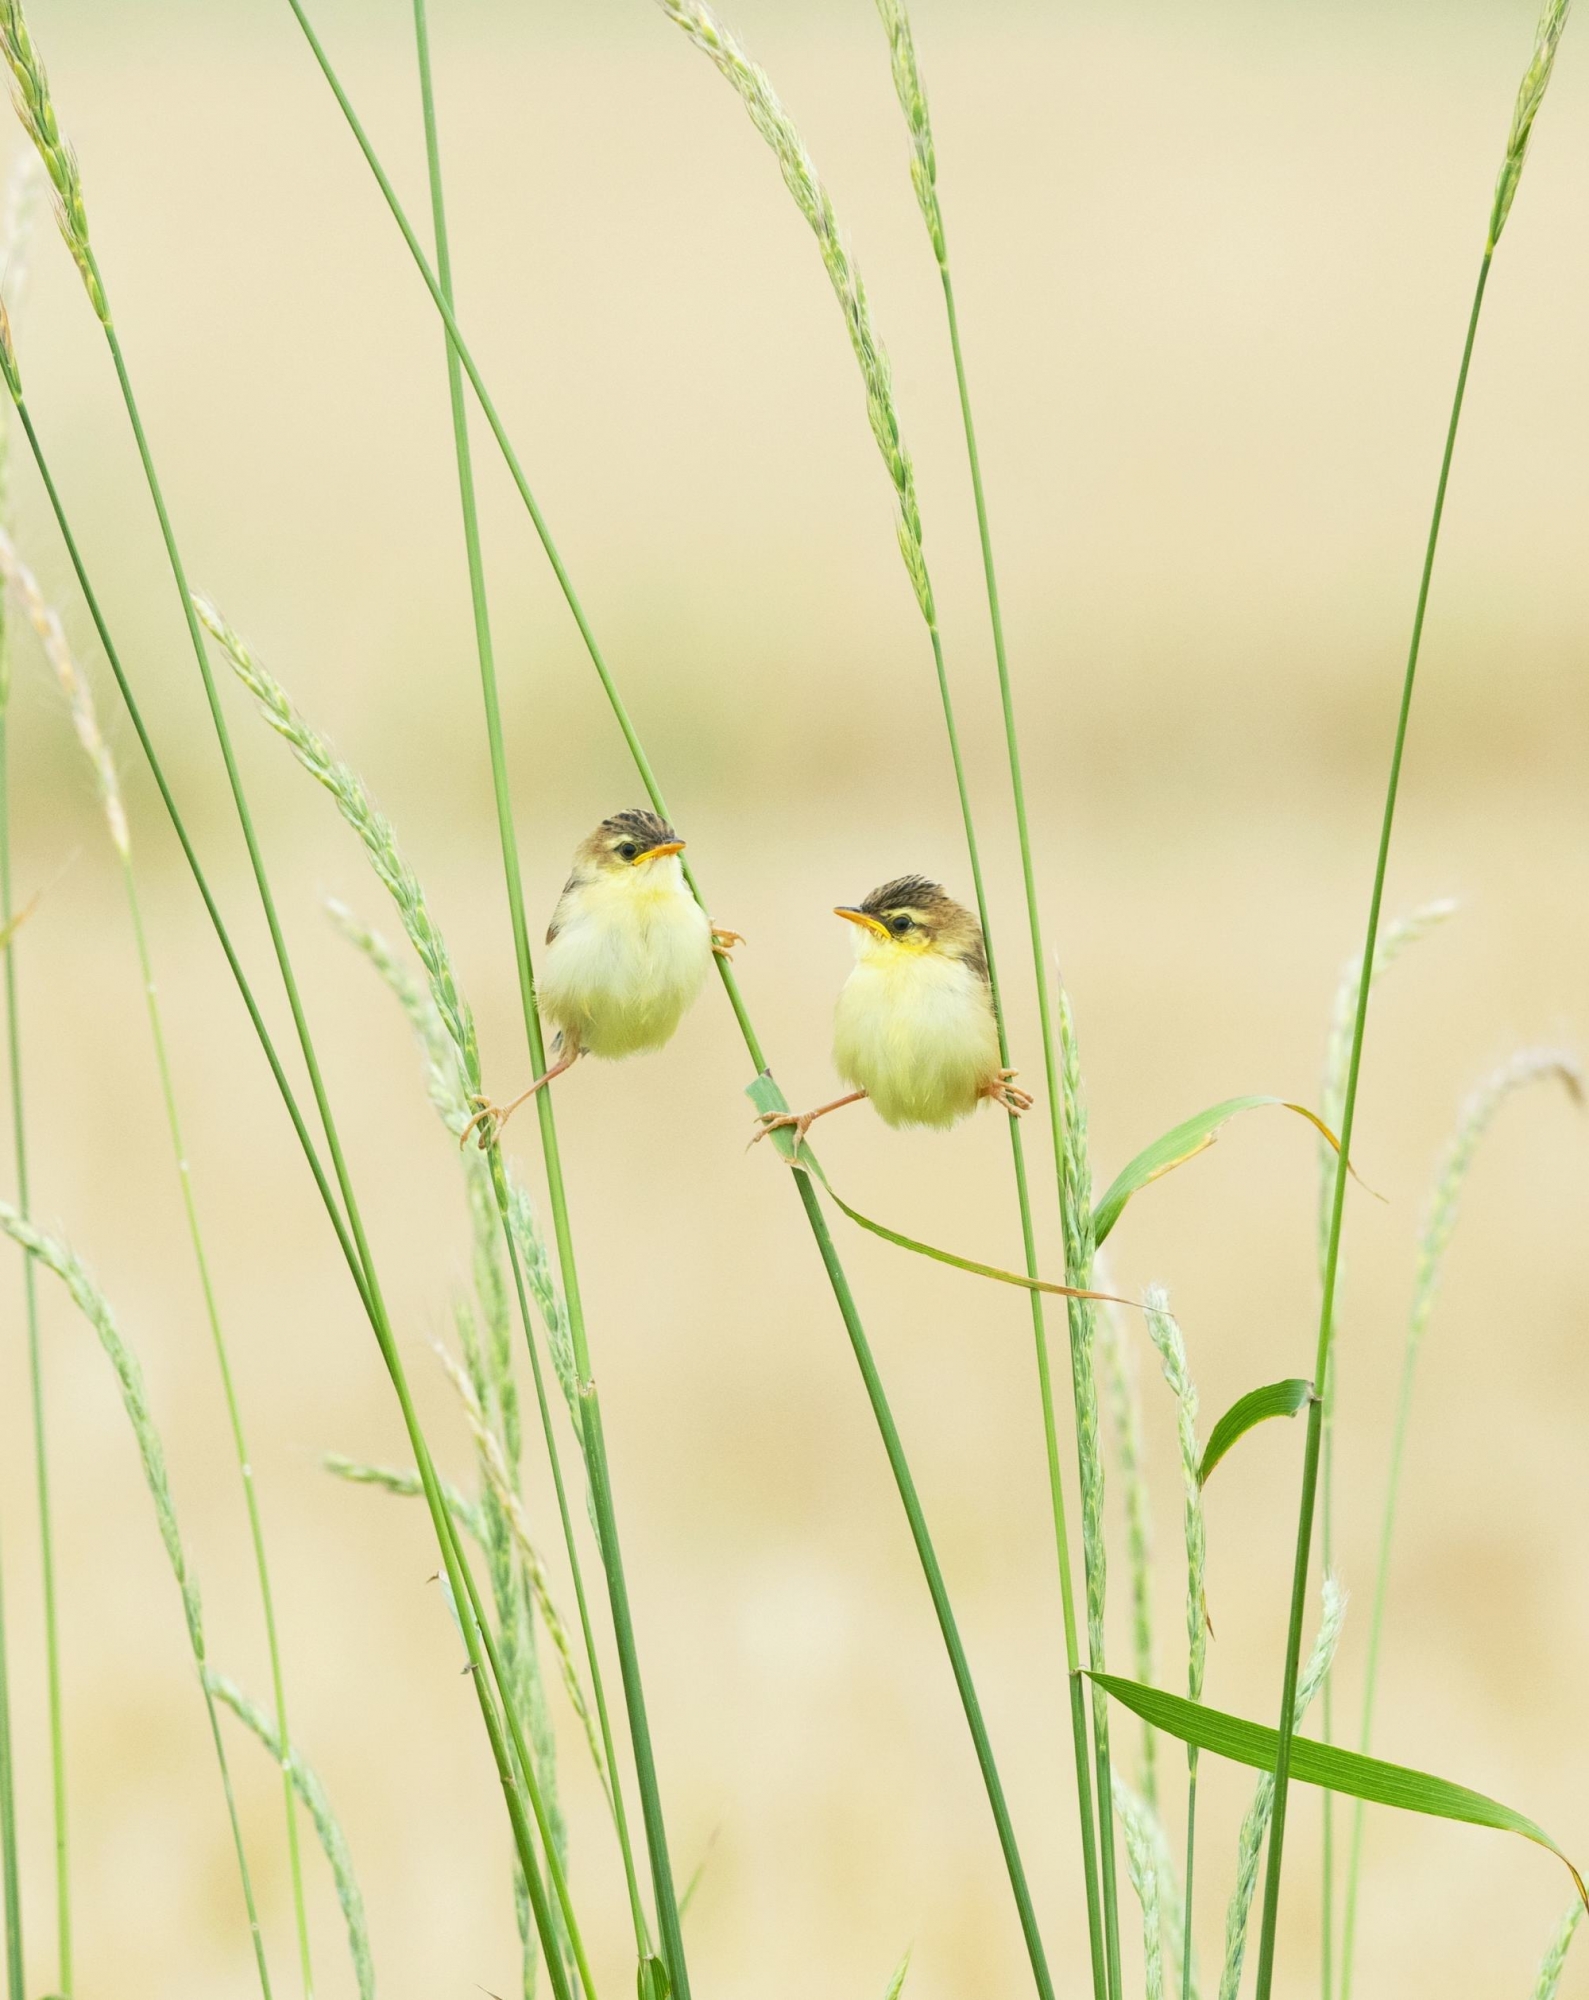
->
618, 841, 639, 859
889, 914, 913, 935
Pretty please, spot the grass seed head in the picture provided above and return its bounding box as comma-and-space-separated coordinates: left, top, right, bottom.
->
0, 0, 107, 320
874, 0, 944, 264
656, 0, 936, 626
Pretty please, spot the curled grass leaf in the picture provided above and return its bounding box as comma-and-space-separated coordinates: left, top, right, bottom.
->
1198, 1380, 1314, 1487
1092, 1097, 1363, 1249
746, 1072, 1133, 1308
1090, 1673, 1588, 1911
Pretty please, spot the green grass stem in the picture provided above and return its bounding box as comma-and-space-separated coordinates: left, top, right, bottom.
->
0, 523, 317, 1998
0, 155, 66, 1998
328, 903, 644, 1964
0, 1206, 275, 1999
1142, 1289, 1206, 2000
405, 0, 655, 1968
1253, 238, 1494, 2000
1338, 1049, 1581, 2000
0, 202, 579, 2000
1097, 1278, 1156, 1809
872, 1, 1126, 1982
281, 7, 1055, 1990
205, 1672, 375, 2000
1314, 895, 1455, 1998
1254, 3, 1571, 1970
1221, 1581, 1345, 2000
0, 699, 30, 2000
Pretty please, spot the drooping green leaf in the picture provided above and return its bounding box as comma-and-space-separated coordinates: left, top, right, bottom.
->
745, 1072, 1132, 1307
1199, 1379, 1313, 1486
1092, 1097, 1353, 1249
1089, 1673, 1587, 1909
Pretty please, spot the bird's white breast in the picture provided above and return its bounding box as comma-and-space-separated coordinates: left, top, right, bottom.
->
539, 857, 711, 1060
833, 946, 1000, 1128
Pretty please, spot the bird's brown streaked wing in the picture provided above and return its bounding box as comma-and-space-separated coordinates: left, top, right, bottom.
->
546, 873, 579, 946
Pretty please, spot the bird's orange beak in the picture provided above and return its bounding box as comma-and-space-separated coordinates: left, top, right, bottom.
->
634, 840, 685, 865
834, 905, 889, 938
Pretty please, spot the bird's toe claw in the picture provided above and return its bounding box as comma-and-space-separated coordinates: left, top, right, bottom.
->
460, 1096, 503, 1151
712, 927, 745, 959
749, 1109, 809, 1158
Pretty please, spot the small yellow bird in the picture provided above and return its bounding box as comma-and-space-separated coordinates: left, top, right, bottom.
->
754, 874, 1032, 1150
468, 809, 741, 1143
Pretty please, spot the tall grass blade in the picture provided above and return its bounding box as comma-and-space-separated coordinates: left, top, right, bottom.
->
0, 1206, 274, 1996
1143, 1290, 1207, 2000
1252, 9, 1572, 1987
1098, 1276, 1156, 1809
1339, 1050, 1582, 1997
1057, 986, 1124, 1997
205, 1672, 375, 2000
0, 57, 573, 1975
1220, 1583, 1344, 2000
0, 522, 320, 1997
408, 0, 679, 1967
0, 557, 27, 2000
193, 598, 603, 1997
279, 8, 1059, 1990
649, 9, 1065, 1986
1315, 894, 1456, 1995
436, 1346, 611, 1803
0, 141, 62, 2000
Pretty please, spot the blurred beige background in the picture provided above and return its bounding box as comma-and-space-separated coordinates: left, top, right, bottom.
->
0, 0, 1586, 1994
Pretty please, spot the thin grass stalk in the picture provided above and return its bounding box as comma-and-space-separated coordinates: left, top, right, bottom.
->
404, 2, 655, 1970
279, 11, 1057, 1992
1252, 10, 1570, 1983
0, 146, 63, 2000
452, 1290, 562, 2000
0, 523, 321, 1996
0, 1206, 275, 1997
1143, 1289, 1206, 2000
190, 600, 611, 1998
1314, 895, 1455, 1997
1222, 1581, 1345, 2000
649, 4, 1077, 1985
205, 1672, 375, 2000
437, 1347, 611, 1803
326, 908, 645, 1973
1097, 1273, 1156, 1808
0, 631, 27, 2000
0, 228, 574, 2000
872, 2, 1119, 1980
0, 28, 581, 1980
1338, 1049, 1581, 1999
1058, 986, 1124, 1998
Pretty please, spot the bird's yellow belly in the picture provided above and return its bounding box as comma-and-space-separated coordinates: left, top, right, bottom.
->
833, 954, 999, 1129
540, 880, 711, 1060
